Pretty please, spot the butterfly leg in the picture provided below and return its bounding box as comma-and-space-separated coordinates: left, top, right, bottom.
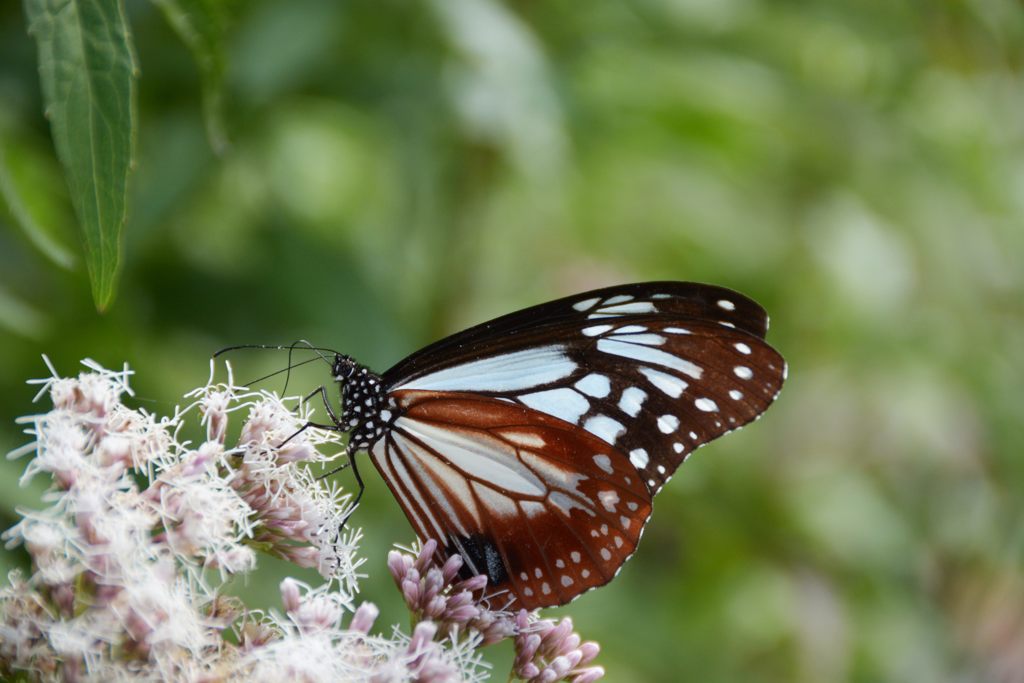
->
347, 449, 365, 509
315, 446, 367, 528
316, 448, 364, 538
297, 384, 343, 425
279, 418, 342, 447
280, 384, 345, 444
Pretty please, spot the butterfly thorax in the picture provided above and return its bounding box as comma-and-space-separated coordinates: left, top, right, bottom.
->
332, 354, 390, 450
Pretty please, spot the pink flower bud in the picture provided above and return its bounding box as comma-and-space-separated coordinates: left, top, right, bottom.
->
572, 667, 605, 683
349, 602, 379, 634
280, 578, 302, 613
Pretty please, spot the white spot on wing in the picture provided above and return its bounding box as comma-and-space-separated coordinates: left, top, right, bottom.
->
609, 333, 666, 346
603, 294, 634, 305
573, 297, 600, 311
522, 501, 545, 519
629, 448, 649, 469
584, 415, 626, 444
575, 373, 611, 398
550, 492, 591, 517
598, 490, 620, 512
582, 324, 613, 337
471, 480, 518, 520
734, 342, 752, 355
717, 299, 736, 311
597, 338, 703, 379
657, 414, 680, 433
618, 386, 647, 417
597, 302, 658, 315
520, 388, 589, 425
695, 398, 719, 412
400, 345, 576, 392
664, 327, 691, 334
734, 366, 753, 380
502, 430, 546, 449
729, 390, 743, 400
593, 453, 613, 474
639, 367, 687, 398
616, 324, 647, 333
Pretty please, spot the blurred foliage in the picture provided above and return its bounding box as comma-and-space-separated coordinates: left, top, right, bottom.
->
2, 0, 1024, 681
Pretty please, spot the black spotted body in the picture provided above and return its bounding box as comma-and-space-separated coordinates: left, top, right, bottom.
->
332, 355, 392, 450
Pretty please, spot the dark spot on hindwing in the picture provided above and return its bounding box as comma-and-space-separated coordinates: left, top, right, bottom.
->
447, 534, 508, 586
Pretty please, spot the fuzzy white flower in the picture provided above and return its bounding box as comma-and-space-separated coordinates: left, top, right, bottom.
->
1, 358, 602, 682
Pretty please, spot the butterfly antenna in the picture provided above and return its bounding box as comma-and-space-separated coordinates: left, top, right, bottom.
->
244, 355, 324, 387
214, 341, 339, 392
213, 342, 342, 361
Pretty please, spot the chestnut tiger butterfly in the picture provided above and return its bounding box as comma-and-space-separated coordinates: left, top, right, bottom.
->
250, 282, 785, 609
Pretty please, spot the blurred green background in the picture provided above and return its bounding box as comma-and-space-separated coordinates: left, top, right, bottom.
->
2, 0, 1023, 681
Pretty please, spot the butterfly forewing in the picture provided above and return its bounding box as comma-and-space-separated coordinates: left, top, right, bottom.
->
383, 282, 772, 384
387, 318, 783, 494
369, 391, 653, 609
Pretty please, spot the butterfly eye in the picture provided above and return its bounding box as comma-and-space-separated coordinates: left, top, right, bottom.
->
332, 354, 357, 381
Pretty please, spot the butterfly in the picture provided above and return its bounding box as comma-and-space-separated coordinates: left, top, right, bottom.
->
315, 281, 785, 609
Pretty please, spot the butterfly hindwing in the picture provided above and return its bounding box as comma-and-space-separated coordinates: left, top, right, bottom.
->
368, 391, 653, 609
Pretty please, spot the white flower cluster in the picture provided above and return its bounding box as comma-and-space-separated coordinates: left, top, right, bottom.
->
0, 358, 489, 682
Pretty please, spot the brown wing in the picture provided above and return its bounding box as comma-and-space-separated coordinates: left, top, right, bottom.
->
368, 390, 653, 609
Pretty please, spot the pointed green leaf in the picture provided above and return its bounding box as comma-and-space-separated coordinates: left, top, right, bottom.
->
152, 0, 232, 154
23, 0, 138, 312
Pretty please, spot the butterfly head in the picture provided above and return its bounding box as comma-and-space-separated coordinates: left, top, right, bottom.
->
332, 354, 388, 450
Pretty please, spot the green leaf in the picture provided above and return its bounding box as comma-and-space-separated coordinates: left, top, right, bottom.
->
23, 0, 138, 312
0, 113, 78, 271
152, 0, 231, 154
